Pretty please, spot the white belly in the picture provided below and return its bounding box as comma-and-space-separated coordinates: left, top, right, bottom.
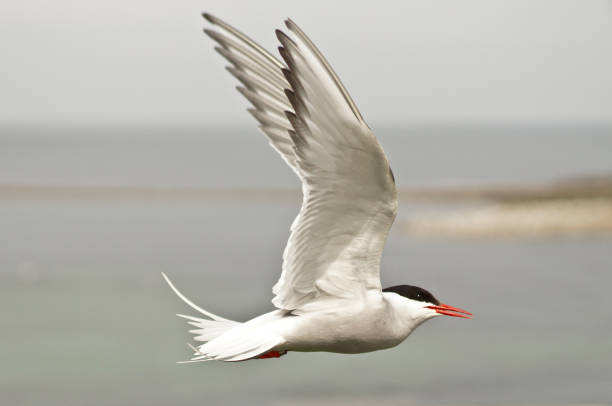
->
273, 293, 416, 354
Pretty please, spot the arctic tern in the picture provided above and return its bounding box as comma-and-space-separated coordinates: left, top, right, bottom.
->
163, 13, 471, 363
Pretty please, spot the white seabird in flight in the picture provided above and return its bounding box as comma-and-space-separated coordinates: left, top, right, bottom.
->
163, 13, 471, 362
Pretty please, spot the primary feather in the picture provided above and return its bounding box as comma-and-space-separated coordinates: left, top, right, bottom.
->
203, 14, 397, 311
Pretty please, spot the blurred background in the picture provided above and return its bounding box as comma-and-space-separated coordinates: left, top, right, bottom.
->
1, 1, 611, 405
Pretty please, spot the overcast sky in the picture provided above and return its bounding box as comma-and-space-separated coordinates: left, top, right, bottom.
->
1, 0, 611, 126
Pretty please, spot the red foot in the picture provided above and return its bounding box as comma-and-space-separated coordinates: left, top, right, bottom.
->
256, 350, 287, 359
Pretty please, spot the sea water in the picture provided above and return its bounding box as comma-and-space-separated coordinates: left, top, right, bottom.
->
1, 124, 611, 405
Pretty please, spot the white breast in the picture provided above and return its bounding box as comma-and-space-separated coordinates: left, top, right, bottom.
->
274, 292, 420, 354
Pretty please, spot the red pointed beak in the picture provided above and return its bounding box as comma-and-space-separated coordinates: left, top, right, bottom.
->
426, 303, 472, 319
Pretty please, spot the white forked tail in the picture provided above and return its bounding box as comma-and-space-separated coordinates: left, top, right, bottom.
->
162, 273, 239, 358
162, 273, 286, 362
162, 272, 235, 322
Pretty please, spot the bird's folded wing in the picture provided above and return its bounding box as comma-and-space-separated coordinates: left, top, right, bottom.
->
203, 15, 397, 311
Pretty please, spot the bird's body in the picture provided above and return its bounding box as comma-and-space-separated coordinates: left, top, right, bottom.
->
277, 291, 435, 354
164, 277, 443, 361
163, 13, 470, 363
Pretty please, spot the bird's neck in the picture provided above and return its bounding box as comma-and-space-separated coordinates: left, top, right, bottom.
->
382, 292, 430, 338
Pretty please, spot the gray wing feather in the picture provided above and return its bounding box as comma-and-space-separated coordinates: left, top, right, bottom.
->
203, 14, 397, 311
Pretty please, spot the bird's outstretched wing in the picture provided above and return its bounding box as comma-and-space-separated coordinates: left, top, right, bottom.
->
203, 14, 397, 311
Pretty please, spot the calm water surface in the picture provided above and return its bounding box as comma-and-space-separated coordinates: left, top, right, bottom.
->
1, 124, 611, 405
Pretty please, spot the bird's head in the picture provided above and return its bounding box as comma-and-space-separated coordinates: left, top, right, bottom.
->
382, 285, 471, 323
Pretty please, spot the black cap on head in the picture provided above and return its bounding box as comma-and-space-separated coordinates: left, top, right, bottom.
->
383, 285, 440, 305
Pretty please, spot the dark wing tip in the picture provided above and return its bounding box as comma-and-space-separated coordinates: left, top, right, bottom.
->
280, 67, 292, 81
277, 45, 286, 60
284, 110, 298, 121
284, 18, 298, 31
278, 46, 294, 68
203, 28, 218, 40
275, 29, 297, 48
202, 12, 215, 23
274, 29, 286, 43
284, 88, 296, 104
204, 29, 228, 49
284, 88, 309, 118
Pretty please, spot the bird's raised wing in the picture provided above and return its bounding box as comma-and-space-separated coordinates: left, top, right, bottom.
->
203, 13, 300, 175
203, 14, 397, 311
